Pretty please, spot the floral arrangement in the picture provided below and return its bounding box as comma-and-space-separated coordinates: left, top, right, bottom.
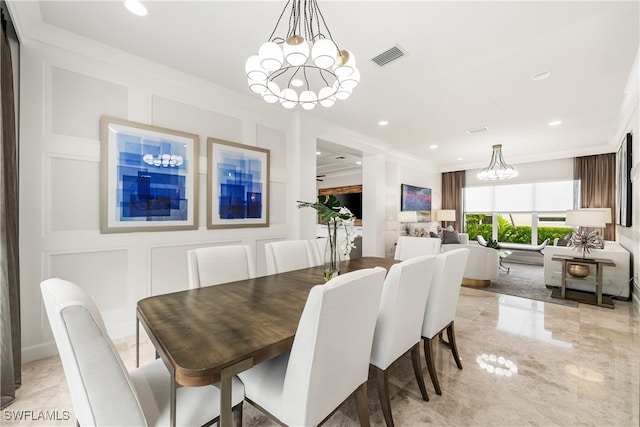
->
569, 230, 603, 258
297, 195, 356, 280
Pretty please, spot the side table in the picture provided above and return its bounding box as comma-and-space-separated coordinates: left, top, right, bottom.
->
551, 255, 615, 308
498, 250, 512, 274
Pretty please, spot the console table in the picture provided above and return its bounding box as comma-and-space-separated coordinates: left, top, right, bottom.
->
551, 255, 615, 308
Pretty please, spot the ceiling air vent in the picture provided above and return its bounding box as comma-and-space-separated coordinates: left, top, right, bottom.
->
466, 126, 490, 135
371, 45, 407, 67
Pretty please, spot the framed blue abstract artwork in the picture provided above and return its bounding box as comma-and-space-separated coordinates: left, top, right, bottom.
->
100, 116, 199, 233
207, 138, 270, 229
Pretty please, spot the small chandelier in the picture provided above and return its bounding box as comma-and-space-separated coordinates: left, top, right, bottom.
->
245, 0, 360, 110
477, 144, 518, 180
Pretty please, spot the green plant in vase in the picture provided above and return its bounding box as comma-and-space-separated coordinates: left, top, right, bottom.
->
297, 195, 356, 281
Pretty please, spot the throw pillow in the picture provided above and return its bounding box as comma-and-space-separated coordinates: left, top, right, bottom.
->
442, 229, 461, 244
556, 233, 572, 247
414, 228, 428, 237
594, 235, 605, 249
429, 231, 440, 239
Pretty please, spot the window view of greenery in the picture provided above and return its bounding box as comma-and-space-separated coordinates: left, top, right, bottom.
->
465, 213, 572, 244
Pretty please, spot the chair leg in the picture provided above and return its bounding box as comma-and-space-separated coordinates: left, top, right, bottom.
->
438, 331, 450, 348
355, 382, 371, 427
423, 337, 442, 396
410, 343, 429, 402
232, 402, 243, 427
447, 322, 463, 370
375, 367, 394, 427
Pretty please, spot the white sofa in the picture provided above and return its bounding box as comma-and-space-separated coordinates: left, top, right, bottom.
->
442, 244, 499, 286
396, 235, 498, 286
543, 241, 631, 298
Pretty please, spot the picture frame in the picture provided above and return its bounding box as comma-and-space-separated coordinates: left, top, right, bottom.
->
401, 183, 432, 222
100, 116, 199, 233
616, 132, 633, 227
207, 138, 270, 229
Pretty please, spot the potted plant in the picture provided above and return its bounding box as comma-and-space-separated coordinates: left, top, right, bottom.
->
297, 195, 356, 281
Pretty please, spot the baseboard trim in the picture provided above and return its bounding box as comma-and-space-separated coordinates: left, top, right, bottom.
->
22, 341, 59, 364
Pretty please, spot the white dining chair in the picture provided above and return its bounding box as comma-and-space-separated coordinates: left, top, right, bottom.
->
265, 240, 319, 275
369, 255, 437, 427
308, 238, 324, 266
237, 267, 386, 426
187, 244, 254, 289
394, 236, 441, 260
421, 248, 469, 395
41, 278, 245, 427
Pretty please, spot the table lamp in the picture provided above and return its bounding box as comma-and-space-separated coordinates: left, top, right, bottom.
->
435, 209, 456, 229
398, 210, 418, 235
565, 209, 607, 229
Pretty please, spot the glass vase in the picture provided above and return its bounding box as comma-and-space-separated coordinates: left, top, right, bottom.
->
323, 221, 341, 281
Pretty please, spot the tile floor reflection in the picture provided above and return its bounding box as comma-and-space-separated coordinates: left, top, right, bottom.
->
6, 287, 639, 426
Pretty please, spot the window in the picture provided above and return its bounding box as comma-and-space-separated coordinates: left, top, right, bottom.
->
464, 181, 575, 244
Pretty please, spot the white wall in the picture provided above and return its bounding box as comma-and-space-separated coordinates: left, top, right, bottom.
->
18, 39, 301, 362
613, 49, 640, 311
384, 153, 441, 258
316, 171, 362, 191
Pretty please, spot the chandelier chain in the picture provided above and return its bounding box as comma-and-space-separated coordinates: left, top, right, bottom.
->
269, 0, 292, 42
312, 0, 338, 49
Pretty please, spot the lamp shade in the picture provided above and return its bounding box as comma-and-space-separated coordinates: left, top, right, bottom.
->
398, 211, 418, 222
436, 209, 456, 222
580, 208, 612, 224
565, 209, 607, 227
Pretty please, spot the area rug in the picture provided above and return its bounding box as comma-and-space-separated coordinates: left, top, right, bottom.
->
469, 262, 579, 308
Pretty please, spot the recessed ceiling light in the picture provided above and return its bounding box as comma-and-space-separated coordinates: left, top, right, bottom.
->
378, 120, 389, 126
429, 144, 438, 149
125, 0, 148, 16
532, 71, 552, 81
291, 79, 304, 87
548, 120, 562, 126
356, 161, 362, 165
457, 157, 464, 161
316, 151, 321, 155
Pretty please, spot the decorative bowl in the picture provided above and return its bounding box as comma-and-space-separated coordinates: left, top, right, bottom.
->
568, 263, 590, 278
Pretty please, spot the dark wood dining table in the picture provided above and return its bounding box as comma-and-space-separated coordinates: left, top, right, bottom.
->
136, 256, 397, 427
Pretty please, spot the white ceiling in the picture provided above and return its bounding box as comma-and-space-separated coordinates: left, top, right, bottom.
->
9, 1, 640, 173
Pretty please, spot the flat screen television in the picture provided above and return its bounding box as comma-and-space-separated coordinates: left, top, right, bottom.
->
333, 192, 362, 220
401, 184, 431, 221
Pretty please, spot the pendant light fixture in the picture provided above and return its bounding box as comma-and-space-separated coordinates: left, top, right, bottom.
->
477, 144, 518, 180
245, 0, 360, 110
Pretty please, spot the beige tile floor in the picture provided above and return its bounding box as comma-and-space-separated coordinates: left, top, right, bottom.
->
4, 287, 639, 426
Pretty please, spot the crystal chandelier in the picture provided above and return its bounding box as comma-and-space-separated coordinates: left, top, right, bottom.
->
245, 0, 360, 110
477, 144, 518, 180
